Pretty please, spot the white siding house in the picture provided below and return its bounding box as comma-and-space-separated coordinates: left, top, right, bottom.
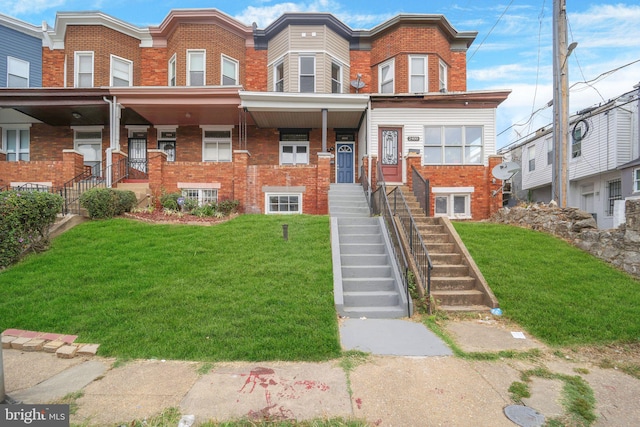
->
501, 88, 640, 229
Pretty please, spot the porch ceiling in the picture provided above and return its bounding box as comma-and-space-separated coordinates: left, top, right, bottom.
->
240, 91, 369, 129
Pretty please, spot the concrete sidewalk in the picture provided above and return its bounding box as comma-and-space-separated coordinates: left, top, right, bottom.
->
2, 319, 640, 426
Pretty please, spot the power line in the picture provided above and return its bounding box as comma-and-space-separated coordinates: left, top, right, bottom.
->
468, 0, 515, 62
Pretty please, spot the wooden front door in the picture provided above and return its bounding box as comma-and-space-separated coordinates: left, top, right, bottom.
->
379, 127, 402, 182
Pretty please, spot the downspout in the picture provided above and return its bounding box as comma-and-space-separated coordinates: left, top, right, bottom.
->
103, 96, 119, 188
367, 99, 372, 197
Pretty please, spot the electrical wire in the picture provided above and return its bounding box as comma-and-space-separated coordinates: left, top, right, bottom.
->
567, 18, 605, 103
468, 0, 515, 62
527, 0, 547, 136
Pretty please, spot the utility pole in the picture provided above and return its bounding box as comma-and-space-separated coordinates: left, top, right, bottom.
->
552, 0, 572, 207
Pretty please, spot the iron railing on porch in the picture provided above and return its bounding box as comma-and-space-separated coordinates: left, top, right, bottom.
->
412, 165, 430, 216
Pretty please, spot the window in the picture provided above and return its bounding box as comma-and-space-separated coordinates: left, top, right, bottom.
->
299, 56, 315, 93
110, 55, 132, 87
433, 189, 472, 219
7, 57, 29, 87
274, 61, 284, 92
266, 194, 302, 214
157, 128, 176, 162
634, 168, 640, 193
182, 188, 218, 206
221, 55, 238, 85
528, 145, 536, 172
607, 179, 622, 216
168, 54, 176, 86
74, 128, 103, 176
187, 50, 205, 86
3, 128, 30, 161
409, 56, 427, 93
439, 60, 448, 92
423, 126, 483, 165
379, 59, 394, 93
546, 138, 553, 165
280, 131, 309, 165
330, 62, 342, 93
202, 127, 232, 162
75, 52, 94, 88
572, 130, 582, 158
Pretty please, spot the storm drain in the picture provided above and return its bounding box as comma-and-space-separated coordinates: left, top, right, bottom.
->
504, 405, 545, 427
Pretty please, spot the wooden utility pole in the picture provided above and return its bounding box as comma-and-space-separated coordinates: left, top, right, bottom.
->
552, 0, 570, 207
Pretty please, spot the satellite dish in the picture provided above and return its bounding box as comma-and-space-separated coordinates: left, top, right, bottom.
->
350, 80, 365, 89
492, 161, 520, 180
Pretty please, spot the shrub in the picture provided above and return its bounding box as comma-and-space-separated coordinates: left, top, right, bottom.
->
80, 188, 137, 219
160, 192, 181, 211
217, 199, 240, 216
0, 190, 63, 268
182, 197, 199, 213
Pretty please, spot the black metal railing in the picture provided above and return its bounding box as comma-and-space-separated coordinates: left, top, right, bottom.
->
371, 162, 412, 317
412, 166, 430, 216
390, 188, 433, 308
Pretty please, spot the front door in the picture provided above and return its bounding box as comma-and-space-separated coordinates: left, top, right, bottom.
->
128, 138, 148, 173
379, 127, 402, 182
336, 143, 354, 183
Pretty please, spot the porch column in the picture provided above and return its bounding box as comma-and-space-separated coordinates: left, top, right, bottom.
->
321, 108, 328, 152
147, 149, 166, 209
405, 152, 421, 190
317, 152, 332, 214
0, 151, 6, 161
62, 149, 85, 186
112, 150, 127, 184
233, 150, 250, 213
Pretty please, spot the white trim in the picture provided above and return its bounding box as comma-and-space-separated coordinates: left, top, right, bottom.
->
438, 59, 448, 92
432, 187, 474, 193
7, 56, 30, 88
434, 193, 472, 219
110, 54, 133, 87
168, 53, 176, 86
331, 60, 342, 94
279, 141, 309, 165
298, 55, 316, 93
2, 127, 31, 162
378, 58, 395, 93
201, 125, 232, 162
187, 49, 206, 86
74, 51, 94, 88
178, 182, 221, 189
408, 55, 427, 93
71, 125, 104, 132
634, 168, 640, 193
221, 54, 239, 85
265, 192, 303, 214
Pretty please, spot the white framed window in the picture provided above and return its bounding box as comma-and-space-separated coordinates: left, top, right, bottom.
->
187, 50, 205, 86
409, 56, 427, 93
182, 188, 218, 206
168, 54, 176, 86
439, 60, 448, 92
73, 126, 103, 176
221, 55, 238, 85
274, 61, 284, 92
379, 59, 394, 93
7, 57, 29, 87
331, 61, 342, 93
279, 131, 309, 165
433, 188, 473, 219
74, 51, 94, 88
634, 168, 640, 193
546, 138, 553, 165
572, 130, 582, 158
201, 126, 232, 162
266, 193, 302, 214
3, 127, 30, 161
299, 56, 315, 93
423, 126, 483, 165
607, 179, 622, 216
110, 55, 133, 87
528, 145, 536, 172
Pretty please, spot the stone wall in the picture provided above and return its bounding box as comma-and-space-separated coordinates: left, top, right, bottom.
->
490, 200, 640, 278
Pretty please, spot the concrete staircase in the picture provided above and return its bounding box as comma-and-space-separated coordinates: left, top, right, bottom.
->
398, 186, 498, 313
329, 184, 410, 318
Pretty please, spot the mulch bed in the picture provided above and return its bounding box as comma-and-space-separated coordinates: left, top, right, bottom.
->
123, 211, 238, 226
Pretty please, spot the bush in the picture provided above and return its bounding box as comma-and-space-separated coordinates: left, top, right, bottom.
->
217, 199, 240, 216
0, 190, 63, 268
160, 192, 181, 211
80, 188, 137, 219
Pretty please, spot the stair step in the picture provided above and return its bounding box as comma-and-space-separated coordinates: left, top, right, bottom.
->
437, 305, 493, 313
431, 265, 469, 277
338, 217, 378, 226
426, 242, 455, 253
430, 276, 476, 290
423, 233, 450, 243
341, 265, 392, 278
343, 291, 400, 307
342, 277, 396, 292
340, 243, 386, 255
341, 254, 389, 266
430, 253, 462, 265
431, 289, 485, 306
338, 225, 379, 234
339, 234, 382, 244
341, 305, 407, 319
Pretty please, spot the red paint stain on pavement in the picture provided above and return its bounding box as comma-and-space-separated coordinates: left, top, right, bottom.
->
239, 367, 277, 393
355, 397, 362, 409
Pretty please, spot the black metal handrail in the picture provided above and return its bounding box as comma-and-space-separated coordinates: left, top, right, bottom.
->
371, 162, 412, 317
391, 188, 433, 307
412, 165, 430, 216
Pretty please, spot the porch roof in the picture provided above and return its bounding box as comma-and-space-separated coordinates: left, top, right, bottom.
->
370, 90, 511, 109
239, 91, 369, 129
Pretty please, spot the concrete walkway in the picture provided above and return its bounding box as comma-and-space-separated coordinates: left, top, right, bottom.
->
3, 319, 640, 426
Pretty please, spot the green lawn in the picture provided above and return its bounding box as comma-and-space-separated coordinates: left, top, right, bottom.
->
0, 215, 340, 361
453, 221, 640, 346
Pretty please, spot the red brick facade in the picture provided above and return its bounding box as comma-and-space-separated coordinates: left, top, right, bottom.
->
42, 49, 65, 87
